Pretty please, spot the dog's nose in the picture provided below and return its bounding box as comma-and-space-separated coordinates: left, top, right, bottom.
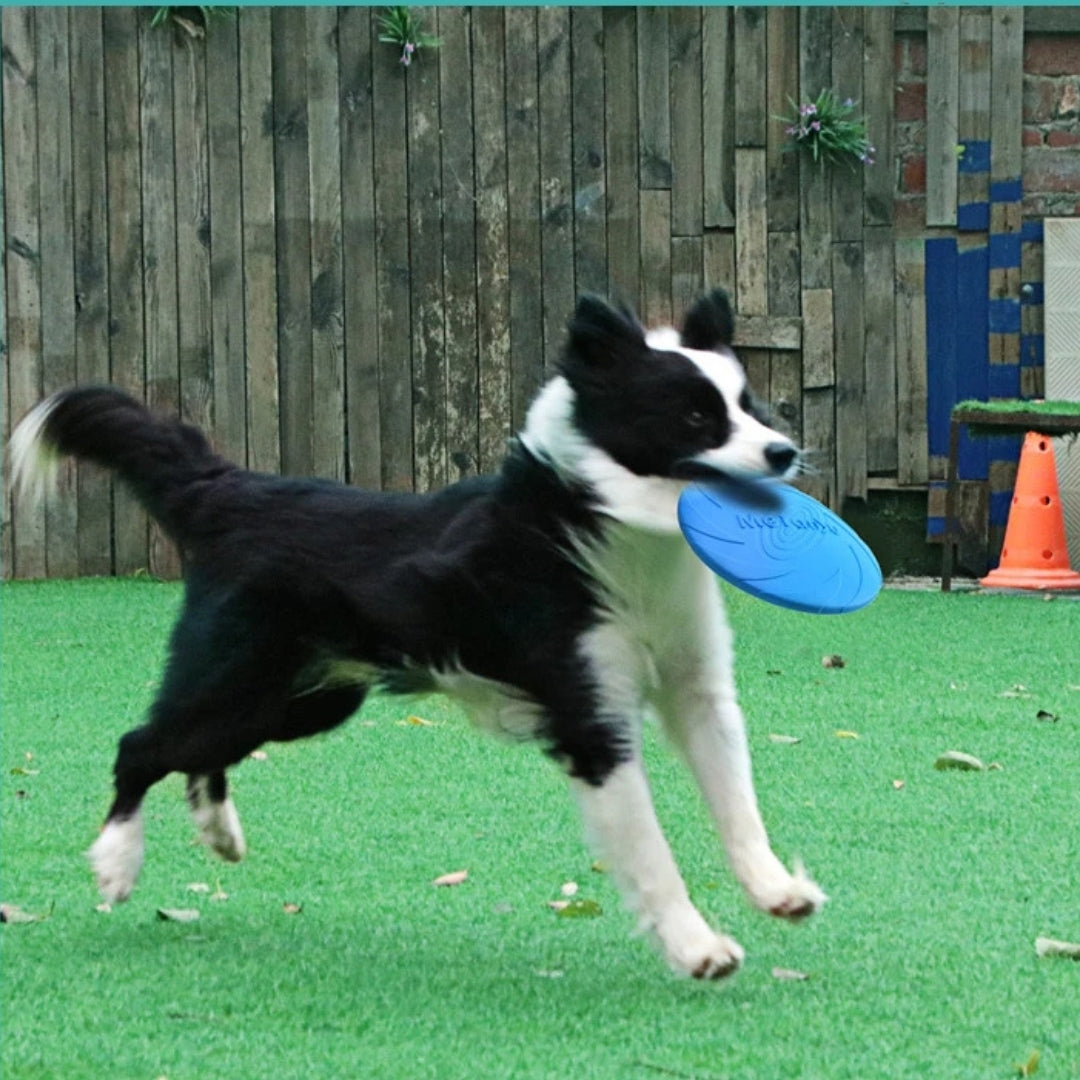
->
764, 442, 798, 475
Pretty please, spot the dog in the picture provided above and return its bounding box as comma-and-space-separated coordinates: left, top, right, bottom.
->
9, 289, 825, 978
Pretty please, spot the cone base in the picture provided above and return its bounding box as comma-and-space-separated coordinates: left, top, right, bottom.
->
979, 565, 1080, 590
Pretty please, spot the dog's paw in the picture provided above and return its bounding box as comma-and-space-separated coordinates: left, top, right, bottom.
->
748, 860, 827, 921
655, 907, 745, 979
87, 816, 144, 904
194, 798, 246, 863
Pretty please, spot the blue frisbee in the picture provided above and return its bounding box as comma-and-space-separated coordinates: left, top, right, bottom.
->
677, 481, 882, 614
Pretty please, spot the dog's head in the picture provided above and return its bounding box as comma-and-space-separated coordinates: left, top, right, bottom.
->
522, 291, 799, 531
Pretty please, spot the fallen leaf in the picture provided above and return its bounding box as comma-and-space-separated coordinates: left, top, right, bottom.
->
892, 779, 906, 790
769, 733, 801, 745
95, 903, 112, 914
999, 685, 1031, 699
554, 898, 603, 919
822, 654, 846, 669
1, 902, 52, 924
771, 967, 810, 981
560, 881, 579, 897
835, 730, 860, 740
210, 887, 229, 902
248, 750, 269, 762
432, 869, 469, 887
156, 908, 200, 924
1035, 936, 1080, 960
590, 860, 609, 874
1035, 710, 1059, 723
934, 750, 986, 772
1014, 1050, 1041, 1077
186, 882, 211, 894
9, 766, 39, 777
404, 715, 434, 727
282, 902, 303, 915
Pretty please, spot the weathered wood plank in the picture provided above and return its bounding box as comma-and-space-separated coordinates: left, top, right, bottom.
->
671, 236, 703, 320
798, 7, 832, 290
37, 6, 78, 578
339, 7, 380, 488
139, 8, 181, 577
957, 9, 991, 223
926, 7, 960, 227
864, 225, 898, 474
734, 316, 802, 352
704, 230, 736, 296
639, 188, 671, 328
991, 9, 1023, 184
733, 7, 767, 148
832, 241, 867, 501
830, 6, 863, 244
439, 6, 479, 481
505, 7, 543, 432
768, 232, 801, 317
538, 7, 574, 375
571, 7, 607, 294
3, 6, 44, 578
802, 288, 834, 390
669, 7, 702, 238
71, 7, 112, 575
102, 7, 147, 573
801, 386, 836, 509
895, 238, 929, 486
603, 6, 640, 305
173, 26, 212, 446
734, 148, 768, 316
637, 7, 671, 189
472, 6, 511, 471
770, 350, 803, 448
862, 6, 894, 226
238, 7, 280, 476
272, 8, 313, 479
701, 6, 734, 228
407, 7, 446, 493
306, 6, 345, 482
206, 11, 246, 469
372, 10, 413, 490
766, 7, 800, 232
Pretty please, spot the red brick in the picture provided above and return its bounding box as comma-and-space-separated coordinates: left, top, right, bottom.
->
1048, 128, 1080, 148
1024, 35, 1080, 76
894, 81, 926, 122
908, 37, 927, 77
901, 153, 926, 194
1022, 126, 1045, 148
1023, 77, 1059, 123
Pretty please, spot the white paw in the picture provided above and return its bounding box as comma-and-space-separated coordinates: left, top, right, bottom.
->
746, 860, 827, 921
654, 905, 745, 979
87, 816, 144, 903
193, 798, 246, 863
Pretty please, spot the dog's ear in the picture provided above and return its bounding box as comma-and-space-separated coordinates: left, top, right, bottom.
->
681, 288, 735, 351
561, 295, 648, 374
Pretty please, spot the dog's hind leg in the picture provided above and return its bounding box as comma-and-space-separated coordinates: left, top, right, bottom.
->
187, 771, 246, 862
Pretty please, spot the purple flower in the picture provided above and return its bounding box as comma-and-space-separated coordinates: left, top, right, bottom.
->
400, 40, 416, 65
800, 102, 817, 117
810, 120, 821, 131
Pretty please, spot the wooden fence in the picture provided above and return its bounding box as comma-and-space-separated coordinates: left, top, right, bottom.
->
0, 6, 1071, 578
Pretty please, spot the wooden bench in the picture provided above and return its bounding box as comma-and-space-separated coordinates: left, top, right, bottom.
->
941, 402, 1080, 591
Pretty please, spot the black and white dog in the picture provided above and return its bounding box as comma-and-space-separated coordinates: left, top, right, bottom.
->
10, 289, 824, 978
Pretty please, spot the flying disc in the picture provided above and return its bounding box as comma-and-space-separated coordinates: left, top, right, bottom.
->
677, 481, 882, 614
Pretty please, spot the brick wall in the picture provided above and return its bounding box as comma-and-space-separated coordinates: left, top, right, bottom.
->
893, 28, 1079, 229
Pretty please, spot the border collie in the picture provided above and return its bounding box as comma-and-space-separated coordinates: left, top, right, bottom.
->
10, 290, 824, 978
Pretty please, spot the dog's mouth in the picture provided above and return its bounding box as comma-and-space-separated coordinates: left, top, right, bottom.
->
671, 459, 785, 511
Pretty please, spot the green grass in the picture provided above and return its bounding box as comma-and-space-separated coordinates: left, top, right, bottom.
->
954, 399, 1080, 418
3, 578, 1079, 1080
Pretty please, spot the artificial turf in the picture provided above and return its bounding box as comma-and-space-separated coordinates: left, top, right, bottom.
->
2, 578, 1079, 1080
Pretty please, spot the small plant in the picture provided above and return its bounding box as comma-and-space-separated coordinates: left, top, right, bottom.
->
779, 90, 875, 168
377, 6, 441, 67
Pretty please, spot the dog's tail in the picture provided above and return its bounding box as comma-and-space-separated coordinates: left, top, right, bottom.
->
9, 386, 232, 540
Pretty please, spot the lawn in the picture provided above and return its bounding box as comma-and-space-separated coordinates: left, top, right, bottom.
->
2, 578, 1079, 1080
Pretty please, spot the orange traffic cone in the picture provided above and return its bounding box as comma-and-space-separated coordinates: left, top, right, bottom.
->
980, 431, 1080, 590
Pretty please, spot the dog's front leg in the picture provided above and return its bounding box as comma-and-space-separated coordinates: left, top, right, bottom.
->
661, 682, 826, 921
570, 759, 743, 979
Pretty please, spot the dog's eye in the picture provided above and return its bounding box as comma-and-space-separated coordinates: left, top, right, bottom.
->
685, 410, 708, 429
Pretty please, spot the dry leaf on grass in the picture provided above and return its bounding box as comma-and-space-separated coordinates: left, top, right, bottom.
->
187, 882, 211, 894
934, 750, 986, 772
821, 654, 846, 669
157, 908, 200, 924
282, 902, 303, 915
769, 734, 801, 745
560, 881, 579, 897
892, 780, 906, 790
552, 898, 602, 918
1014, 1050, 1041, 1077
771, 967, 810, 981
835, 730, 860, 740
432, 869, 469, 887
1035, 936, 1080, 960
400, 715, 435, 727
248, 750, 268, 762
1, 902, 52, 924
